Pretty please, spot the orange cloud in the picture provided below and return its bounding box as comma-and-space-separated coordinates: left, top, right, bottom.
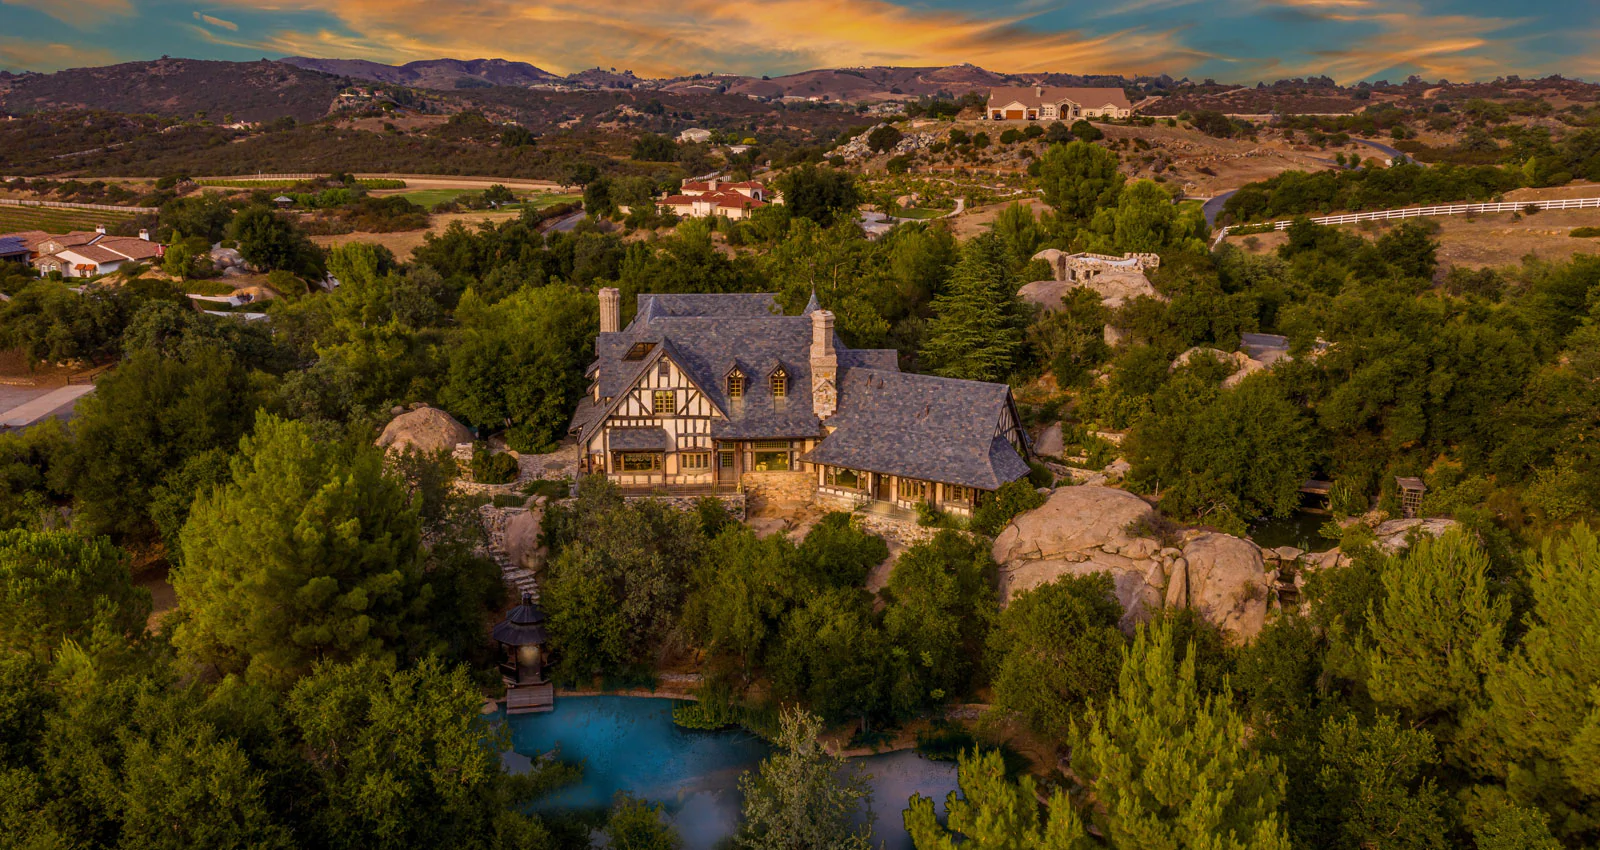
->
192, 11, 239, 31
1251, 2, 1529, 82
0, 34, 120, 70
207, 0, 1208, 76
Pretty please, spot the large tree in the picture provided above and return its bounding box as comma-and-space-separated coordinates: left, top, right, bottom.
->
1366, 530, 1508, 730
1037, 140, 1125, 221
0, 529, 150, 659
882, 531, 997, 713
441, 284, 596, 452
737, 707, 874, 850
60, 347, 262, 537
774, 165, 862, 225
919, 233, 1027, 382
172, 414, 428, 686
1461, 524, 1600, 840
286, 656, 551, 850
1070, 621, 1291, 849
905, 748, 1087, 849
987, 574, 1123, 737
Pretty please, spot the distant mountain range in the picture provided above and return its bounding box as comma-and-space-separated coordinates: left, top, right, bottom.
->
280, 57, 559, 89
278, 56, 1159, 99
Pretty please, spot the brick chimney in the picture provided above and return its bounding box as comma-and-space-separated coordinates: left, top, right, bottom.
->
598, 287, 621, 334
810, 309, 838, 420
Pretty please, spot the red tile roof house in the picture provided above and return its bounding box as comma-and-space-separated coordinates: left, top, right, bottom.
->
5, 226, 165, 278
985, 86, 1135, 121
657, 179, 773, 221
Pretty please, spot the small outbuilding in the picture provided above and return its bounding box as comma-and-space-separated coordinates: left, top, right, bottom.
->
493, 593, 554, 714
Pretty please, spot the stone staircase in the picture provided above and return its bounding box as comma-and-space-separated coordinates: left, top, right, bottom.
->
478, 504, 541, 601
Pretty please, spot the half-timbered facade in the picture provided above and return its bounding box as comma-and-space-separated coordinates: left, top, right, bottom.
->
570, 289, 1031, 516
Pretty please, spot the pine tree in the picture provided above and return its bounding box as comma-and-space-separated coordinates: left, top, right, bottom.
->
737, 707, 873, 850
172, 413, 427, 687
918, 233, 1026, 383
1461, 524, 1600, 839
905, 748, 1088, 849
1070, 621, 1291, 850
1365, 530, 1508, 727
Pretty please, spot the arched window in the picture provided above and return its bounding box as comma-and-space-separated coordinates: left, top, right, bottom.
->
727, 369, 744, 399
770, 368, 787, 398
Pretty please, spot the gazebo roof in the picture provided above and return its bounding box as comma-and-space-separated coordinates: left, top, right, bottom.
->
491, 593, 549, 646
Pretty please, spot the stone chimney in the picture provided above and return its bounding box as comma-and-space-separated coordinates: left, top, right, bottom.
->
598, 287, 621, 334
810, 309, 838, 420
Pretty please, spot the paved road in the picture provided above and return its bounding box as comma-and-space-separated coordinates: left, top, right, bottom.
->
1202, 190, 1238, 228
1352, 139, 1413, 164
547, 211, 587, 233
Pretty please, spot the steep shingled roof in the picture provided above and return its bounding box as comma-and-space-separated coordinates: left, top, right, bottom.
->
576, 292, 1026, 490
803, 369, 1030, 491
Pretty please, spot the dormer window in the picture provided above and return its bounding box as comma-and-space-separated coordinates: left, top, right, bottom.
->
624, 342, 656, 361
727, 369, 744, 399
770, 368, 787, 398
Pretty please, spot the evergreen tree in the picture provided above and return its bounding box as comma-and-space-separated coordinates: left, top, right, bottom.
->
1070, 621, 1291, 850
919, 233, 1026, 382
905, 748, 1088, 849
1462, 524, 1600, 840
1037, 141, 1124, 221
172, 414, 427, 687
0, 529, 150, 659
737, 707, 873, 850
1365, 530, 1508, 729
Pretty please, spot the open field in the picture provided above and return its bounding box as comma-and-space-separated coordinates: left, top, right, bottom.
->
309, 209, 526, 259
0, 204, 141, 233
1223, 208, 1600, 269
197, 177, 406, 189
389, 189, 582, 209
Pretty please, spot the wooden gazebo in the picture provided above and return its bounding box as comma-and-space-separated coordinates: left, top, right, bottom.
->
492, 593, 554, 714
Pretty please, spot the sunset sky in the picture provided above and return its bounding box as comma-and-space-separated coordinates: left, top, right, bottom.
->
1, 0, 1595, 83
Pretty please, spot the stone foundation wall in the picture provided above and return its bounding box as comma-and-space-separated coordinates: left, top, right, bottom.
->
637, 493, 747, 522
741, 471, 817, 503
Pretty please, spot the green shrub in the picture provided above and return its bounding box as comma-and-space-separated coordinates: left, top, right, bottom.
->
470, 444, 519, 484
1570, 227, 1600, 238
971, 479, 1048, 536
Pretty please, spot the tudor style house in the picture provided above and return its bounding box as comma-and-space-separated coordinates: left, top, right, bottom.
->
569, 289, 1031, 516
985, 86, 1134, 121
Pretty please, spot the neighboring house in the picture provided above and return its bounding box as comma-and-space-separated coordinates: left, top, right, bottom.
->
569, 289, 1032, 517
0, 236, 28, 263
657, 179, 772, 221
2, 226, 165, 278
985, 86, 1134, 121
677, 128, 713, 143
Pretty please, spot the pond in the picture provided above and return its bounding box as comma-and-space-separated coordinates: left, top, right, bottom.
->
1250, 510, 1336, 551
500, 696, 958, 849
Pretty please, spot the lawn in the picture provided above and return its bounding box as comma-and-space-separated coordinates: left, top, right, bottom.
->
895, 207, 951, 220
0, 205, 141, 234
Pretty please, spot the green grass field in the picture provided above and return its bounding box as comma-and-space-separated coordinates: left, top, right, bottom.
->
895, 207, 951, 220
0, 205, 141, 234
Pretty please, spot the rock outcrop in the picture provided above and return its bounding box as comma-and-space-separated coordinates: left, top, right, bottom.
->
992, 485, 1273, 641
376, 406, 473, 455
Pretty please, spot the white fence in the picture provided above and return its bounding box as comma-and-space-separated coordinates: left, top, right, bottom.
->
1216, 196, 1600, 243
0, 198, 157, 214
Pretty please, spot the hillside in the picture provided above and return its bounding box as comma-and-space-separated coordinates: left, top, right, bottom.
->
281, 57, 559, 89
0, 58, 342, 123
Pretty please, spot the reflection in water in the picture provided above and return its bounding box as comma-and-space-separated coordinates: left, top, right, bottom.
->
502, 696, 957, 850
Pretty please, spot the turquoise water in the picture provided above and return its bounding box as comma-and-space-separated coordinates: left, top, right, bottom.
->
501, 696, 957, 849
